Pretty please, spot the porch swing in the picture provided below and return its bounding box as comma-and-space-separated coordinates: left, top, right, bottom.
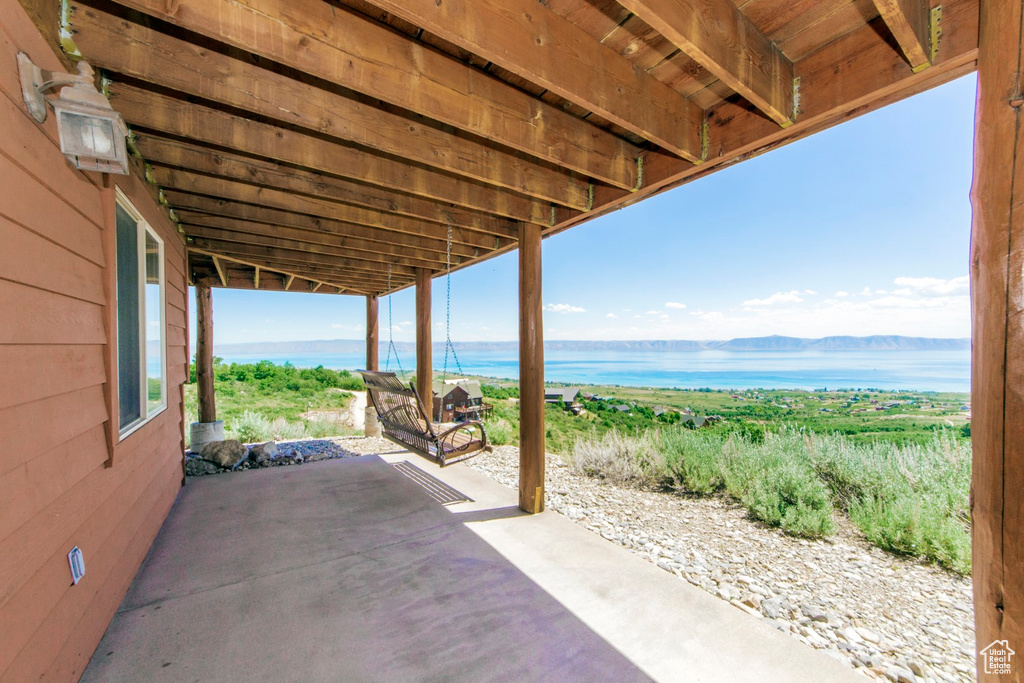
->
361, 226, 489, 467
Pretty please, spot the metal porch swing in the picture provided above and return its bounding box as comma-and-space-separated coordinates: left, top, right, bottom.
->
360, 226, 489, 467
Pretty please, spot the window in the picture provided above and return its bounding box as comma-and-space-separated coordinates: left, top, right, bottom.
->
115, 189, 165, 437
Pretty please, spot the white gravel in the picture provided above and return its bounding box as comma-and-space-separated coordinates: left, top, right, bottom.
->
465, 446, 976, 683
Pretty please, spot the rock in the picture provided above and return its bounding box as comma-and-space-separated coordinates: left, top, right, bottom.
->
761, 598, 783, 619
199, 439, 248, 468
906, 661, 925, 677
857, 627, 882, 644
185, 457, 221, 476
842, 627, 864, 644
249, 441, 278, 464
883, 666, 915, 683
741, 593, 761, 609
823, 650, 850, 667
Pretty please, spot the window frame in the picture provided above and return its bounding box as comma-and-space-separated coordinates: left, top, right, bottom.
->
115, 187, 167, 440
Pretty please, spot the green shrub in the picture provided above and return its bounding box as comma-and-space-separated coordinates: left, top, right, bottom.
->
486, 418, 514, 446
659, 429, 725, 494
232, 410, 272, 443
270, 417, 305, 441
569, 430, 664, 486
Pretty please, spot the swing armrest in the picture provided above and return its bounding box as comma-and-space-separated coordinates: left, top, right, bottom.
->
437, 421, 487, 451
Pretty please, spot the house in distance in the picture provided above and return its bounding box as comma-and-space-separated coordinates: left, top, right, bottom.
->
432, 379, 490, 423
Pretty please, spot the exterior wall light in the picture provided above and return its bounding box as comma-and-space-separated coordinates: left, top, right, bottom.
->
17, 52, 129, 175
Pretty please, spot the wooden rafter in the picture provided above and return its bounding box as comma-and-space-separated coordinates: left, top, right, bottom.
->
133, 135, 522, 234
72, 6, 632, 192
180, 222, 457, 271
614, 0, 796, 126
110, 83, 575, 218
94, 0, 643, 188
253, 266, 260, 290
284, 275, 295, 291
362, 0, 705, 161
871, 0, 934, 72
189, 249, 361, 294
152, 171, 512, 247
166, 197, 476, 260
188, 237, 415, 278
211, 256, 228, 287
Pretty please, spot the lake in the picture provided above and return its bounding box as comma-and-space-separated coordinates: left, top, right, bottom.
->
214, 348, 972, 393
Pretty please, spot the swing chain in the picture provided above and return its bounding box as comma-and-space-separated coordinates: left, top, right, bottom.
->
442, 223, 463, 380
384, 263, 405, 376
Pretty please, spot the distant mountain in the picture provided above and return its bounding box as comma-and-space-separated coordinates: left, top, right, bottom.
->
216, 335, 969, 355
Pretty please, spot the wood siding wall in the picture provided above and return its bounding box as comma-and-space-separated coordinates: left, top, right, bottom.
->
0, 4, 187, 680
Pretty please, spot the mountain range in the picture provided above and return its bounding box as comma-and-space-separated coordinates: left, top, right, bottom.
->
216, 335, 969, 355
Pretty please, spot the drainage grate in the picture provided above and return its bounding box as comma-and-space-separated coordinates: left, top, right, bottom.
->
392, 461, 474, 506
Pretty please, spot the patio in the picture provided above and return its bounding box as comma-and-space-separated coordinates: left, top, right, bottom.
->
81, 453, 856, 682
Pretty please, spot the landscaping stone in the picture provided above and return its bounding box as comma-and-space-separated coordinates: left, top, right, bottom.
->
249, 441, 278, 463
184, 457, 221, 476
199, 439, 248, 468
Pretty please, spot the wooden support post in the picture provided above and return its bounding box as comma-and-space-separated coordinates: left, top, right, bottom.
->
971, 1, 1024, 675
195, 282, 216, 423
518, 223, 544, 514
365, 294, 380, 437
415, 268, 432, 412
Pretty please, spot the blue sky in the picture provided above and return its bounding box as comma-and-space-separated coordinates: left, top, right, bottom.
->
191, 73, 977, 346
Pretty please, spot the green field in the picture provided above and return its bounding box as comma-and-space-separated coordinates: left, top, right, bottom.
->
184, 359, 362, 444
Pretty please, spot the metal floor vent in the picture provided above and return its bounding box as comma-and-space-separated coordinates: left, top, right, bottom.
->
392, 461, 474, 506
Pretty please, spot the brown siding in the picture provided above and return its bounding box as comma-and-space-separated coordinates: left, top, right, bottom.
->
0, 3, 187, 680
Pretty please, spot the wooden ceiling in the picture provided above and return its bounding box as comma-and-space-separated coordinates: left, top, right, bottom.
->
44, 0, 978, 295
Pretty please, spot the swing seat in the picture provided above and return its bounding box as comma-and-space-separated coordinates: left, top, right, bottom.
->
360, 371, 490, 467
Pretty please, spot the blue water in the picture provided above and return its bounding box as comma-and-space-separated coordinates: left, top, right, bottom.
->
214, 348, 971, 393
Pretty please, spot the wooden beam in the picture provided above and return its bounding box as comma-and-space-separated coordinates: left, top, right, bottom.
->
110, 83, 573, 217
872, 0, 933, 71
416, 268, 433, 414
71, 6, 622, 194
615, 0, 795, 126
518, 223, 544, 514
162, 192, 480, 259
187, 238, 413, 279
211, 256, 228, 287
180, 222, 449, 271
253, 266, 260, 290
364, 0, 704, 161
284, 275, 295, 291
551, 0, 979, 247
312, 283, 323, 293
190, 249, 388, 293
971, 0, 1024, 672
177, 213, 457, 267
151, 168, 516, 245
192, 267, 332, 295
96, 0, 642, 187
133, 135, 523, 234
195, 282, 215, 424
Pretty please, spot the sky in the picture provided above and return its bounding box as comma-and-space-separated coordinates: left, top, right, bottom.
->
190, 73, 977, 347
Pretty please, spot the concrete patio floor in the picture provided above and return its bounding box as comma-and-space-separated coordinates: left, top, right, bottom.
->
83, 451, 859, 682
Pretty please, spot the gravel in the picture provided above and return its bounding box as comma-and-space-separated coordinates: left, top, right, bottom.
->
466, 446, 976, 683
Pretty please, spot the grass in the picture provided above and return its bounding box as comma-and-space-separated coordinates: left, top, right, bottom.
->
185, 360, 363, 445
568, 426, 971, 573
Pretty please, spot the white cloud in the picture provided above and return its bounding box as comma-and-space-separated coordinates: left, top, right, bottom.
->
742, 290, 804, 307
665, 301, 687, 309
544, 303, 586, 314
834, 291, 849, 297
645, 310, 661, 315
860, 287, 873, 296
605, 313, 616, 318
893, 275, 969, 295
